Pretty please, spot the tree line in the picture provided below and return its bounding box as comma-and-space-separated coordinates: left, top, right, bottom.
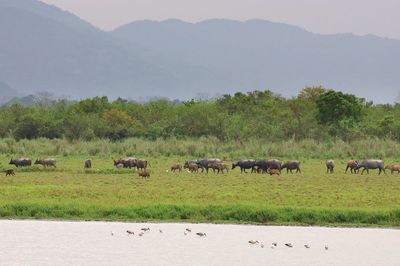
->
0, 87, 399, 142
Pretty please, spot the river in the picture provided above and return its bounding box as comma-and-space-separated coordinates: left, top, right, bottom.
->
0, 220, 398, 265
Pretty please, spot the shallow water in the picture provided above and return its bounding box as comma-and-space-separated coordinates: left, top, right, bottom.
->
0, 220, 399, 266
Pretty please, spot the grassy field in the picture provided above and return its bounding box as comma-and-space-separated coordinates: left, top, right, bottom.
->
0, 152, 400, 227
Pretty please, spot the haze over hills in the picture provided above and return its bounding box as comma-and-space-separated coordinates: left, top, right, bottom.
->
0, 0, 178, 99
1, 0, 400, 103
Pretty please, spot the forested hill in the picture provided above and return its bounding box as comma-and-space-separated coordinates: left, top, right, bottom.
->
1, 0, 400, 102
0, 88, 399, 142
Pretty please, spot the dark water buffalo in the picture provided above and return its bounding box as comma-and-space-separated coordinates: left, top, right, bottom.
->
35, 158, 56, 167
136, 159, 149, 170
326, 160, 335, 173
114, 157, 137, 168
357, 160, 385, 174
84, 159, 92, 169
385, 165, 400, 174
345, 160, 359, 174
9, 158, 32, 167
252, 159, 281, 173
232, 160, 256, 173
281, 160, 301, 173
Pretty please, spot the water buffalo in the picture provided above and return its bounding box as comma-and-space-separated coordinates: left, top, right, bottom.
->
252, 159, 281, 173
326, 160, 334, 173
232, 160, 256, 173
281, 160, 301, 173
84, 159, 92, 169
385, 165, 400, 174
114, 157, 137, 168
256, 168, 267, 174
171, 163, 182, 172
345, 160, 359, 174
208, 162, 229, 174
136, 159, 149, 170
9, 158, 32, 167
356, 160, 385, 175
35, 158, 56, 167
138, 170, 150, 179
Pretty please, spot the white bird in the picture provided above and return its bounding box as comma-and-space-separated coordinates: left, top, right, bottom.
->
260, 243, 265, 248
325, 245, 329, 250
159, 229, 163, 233
185, 228, 192, 232
272, 242, 277, 247
196, 232, 206, 237
139, 232, 144, 237
248, 240, 259, 245
126, 230, 134, 235
141, 227, 150, 232
304, 244, 310, 249
184, 231, 187, 236
285, 243, 293, 248
111, 231, 114, 236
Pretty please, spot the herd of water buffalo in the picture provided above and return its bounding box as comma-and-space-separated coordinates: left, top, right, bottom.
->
176, 159, 394, 175
9, 158, 56, 167
7, 157, 400, 176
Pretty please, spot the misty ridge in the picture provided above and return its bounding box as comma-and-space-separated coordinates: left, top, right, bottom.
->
1, 0, 400, 104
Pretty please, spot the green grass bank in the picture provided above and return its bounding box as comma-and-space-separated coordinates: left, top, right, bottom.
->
0, 138, 400, 226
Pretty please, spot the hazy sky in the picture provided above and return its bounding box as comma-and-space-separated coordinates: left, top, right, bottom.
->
40, 0, 400, 39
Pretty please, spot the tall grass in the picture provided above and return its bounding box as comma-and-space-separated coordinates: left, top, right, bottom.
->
0, 203, 399, 227
0, 137, 399, 159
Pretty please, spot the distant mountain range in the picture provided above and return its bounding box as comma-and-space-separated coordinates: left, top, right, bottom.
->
1, 0, 400, 103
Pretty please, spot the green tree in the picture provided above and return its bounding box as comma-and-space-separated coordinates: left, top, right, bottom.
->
102, 109, 142, 140
14, 114, 42, 140
316, 91, 364, 125
298, 86, 330, 102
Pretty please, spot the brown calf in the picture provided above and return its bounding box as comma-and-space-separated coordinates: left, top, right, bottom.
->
268, 168, 280, 176
5, 169, 15, 176
187, 163, 199, 173
138, 170, 150, 179
171, 164, 182, 172
345, 160, 359, 174
385, 165, 400, 174
207, 162, 230, 174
